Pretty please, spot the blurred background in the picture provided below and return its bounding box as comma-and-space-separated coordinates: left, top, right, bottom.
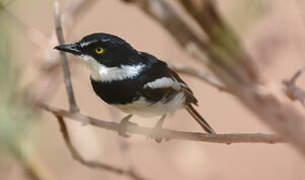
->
1, 0, 305, 179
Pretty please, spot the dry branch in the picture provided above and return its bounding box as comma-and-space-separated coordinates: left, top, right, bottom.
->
41, 103, 284, 144
53, 0, 79, 112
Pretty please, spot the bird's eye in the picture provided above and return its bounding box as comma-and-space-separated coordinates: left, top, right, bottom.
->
95, 47, 104, 54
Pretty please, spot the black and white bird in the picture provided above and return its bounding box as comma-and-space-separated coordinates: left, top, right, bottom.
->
55, 33, 215, 136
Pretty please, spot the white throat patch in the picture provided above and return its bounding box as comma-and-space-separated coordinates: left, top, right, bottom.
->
78, 55, 145, 82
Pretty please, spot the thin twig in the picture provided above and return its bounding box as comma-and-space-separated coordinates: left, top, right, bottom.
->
53, 0, 79, 112
54, 115, 146, 180
41, 103, 284, 144
283, 67, 305, 106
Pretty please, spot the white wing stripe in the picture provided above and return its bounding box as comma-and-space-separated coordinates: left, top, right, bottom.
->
144, 77, 181, 90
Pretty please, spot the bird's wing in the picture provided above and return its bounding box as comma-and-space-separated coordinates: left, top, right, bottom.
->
168, 69, 198, 105
138, 52, 198, 105
138, 52, 215, 133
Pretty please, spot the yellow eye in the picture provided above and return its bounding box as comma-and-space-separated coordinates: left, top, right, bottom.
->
95, 47, 104, 54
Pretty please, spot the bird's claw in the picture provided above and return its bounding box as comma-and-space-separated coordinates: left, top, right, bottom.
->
118, 114, 135, 138
147, 117, 165, 143
147, 132, 163, 143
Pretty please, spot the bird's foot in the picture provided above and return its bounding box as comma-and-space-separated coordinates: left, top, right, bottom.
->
147, 115, 166, 143
118, 114, 134, 138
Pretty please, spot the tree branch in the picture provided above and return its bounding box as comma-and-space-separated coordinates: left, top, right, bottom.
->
53, 0, 79, 112
40, 103, 284, 144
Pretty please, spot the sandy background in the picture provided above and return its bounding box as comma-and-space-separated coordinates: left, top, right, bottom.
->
2, 0, 305, 179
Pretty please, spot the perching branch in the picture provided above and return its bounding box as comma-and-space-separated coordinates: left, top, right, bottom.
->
41, 103, 284, 144
54, 115, 146, 180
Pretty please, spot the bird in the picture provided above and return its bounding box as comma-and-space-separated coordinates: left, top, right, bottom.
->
54, 33, 215, 139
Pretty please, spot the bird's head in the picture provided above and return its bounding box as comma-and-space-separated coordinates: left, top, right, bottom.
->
54, 33, 139, 67
54, 33, 145, 82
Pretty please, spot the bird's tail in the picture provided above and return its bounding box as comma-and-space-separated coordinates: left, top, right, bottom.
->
186, 104, 216, 134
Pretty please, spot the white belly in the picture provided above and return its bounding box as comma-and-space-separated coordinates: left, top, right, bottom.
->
114, 92, 186, 117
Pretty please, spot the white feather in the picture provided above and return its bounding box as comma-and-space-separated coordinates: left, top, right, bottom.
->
115, 92, 186, 117
144, 77, 182, 90
78, 55, 144, 82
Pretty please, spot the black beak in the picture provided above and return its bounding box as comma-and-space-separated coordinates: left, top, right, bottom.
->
54, 43, 81, 55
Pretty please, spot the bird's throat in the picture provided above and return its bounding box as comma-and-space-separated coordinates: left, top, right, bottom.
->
78, 55, 145, 82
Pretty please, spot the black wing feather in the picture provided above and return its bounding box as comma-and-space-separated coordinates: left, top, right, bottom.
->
139, 52, 215, 134
139, 52, 197, 105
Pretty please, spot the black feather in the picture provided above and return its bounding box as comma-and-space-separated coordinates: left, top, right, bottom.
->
186, 104, 216, 134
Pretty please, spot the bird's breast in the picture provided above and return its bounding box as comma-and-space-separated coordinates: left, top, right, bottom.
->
90, 78, 141, 104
